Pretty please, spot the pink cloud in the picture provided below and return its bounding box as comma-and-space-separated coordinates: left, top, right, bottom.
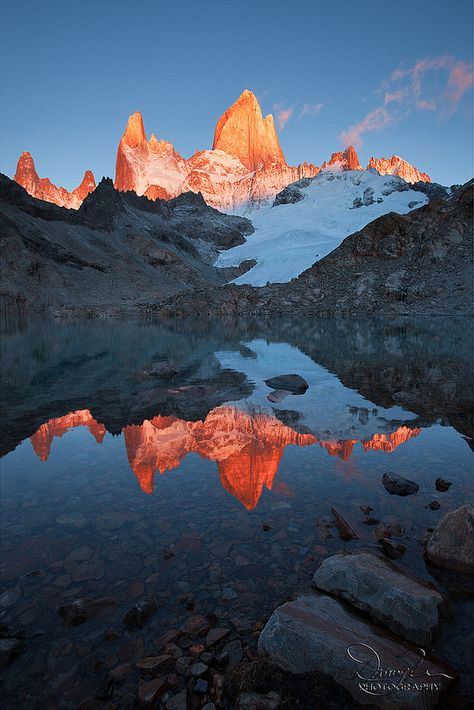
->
416, 99, 436, 111
445, 61, 474, 107
273, 104, 294, 130
384, 90, 407, 105
340, 107, 393, 148
340, 54, 473, 148
300, 102, 323, 117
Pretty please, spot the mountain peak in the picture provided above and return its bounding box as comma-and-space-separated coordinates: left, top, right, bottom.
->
322, 145, 362, 172
14, 151, 39, 186
121, 111, 147, 147
13, 151, 95, 209
212, 90, 286, 171
367, 154, 430, 183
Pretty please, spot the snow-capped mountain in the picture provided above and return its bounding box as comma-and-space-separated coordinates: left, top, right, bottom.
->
12, 90, 431, 211
367, 155, 431, 184
115, 90, 320, 211
14, 152, 95, 209
216, 169, 429, 285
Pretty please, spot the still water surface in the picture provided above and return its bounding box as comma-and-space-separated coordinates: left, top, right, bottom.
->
1, 316, 473, 706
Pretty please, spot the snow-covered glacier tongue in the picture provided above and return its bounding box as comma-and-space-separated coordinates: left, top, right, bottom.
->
216, 169, 429, 285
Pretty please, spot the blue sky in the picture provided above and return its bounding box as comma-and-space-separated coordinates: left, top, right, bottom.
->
1, 0, 472, 188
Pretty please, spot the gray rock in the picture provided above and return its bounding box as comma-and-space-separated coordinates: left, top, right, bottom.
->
205, 627, 230, 647
189, 661, 208, 677
382, 472, 419, 496
313, 553, 443, 645
425, 503, 474, 574
259, 594, 455, 709
221, 639, 243, 669
264, 374, 308, 395
266, 389, 290, 404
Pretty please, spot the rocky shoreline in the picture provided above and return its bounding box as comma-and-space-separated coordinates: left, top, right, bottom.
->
2, 495, 472, 709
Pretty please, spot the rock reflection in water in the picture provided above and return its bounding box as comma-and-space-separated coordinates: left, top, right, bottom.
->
29, 407, 422, 509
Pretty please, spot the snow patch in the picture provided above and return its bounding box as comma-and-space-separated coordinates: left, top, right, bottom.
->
216, 170, 429, 285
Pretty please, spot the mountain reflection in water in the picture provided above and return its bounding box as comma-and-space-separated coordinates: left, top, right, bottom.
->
30, 407, 422, 509
1, 315, 473, 708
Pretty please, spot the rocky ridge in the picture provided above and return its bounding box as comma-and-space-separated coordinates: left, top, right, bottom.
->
0, 173, 252, 314
157, 179, 473, 317
14, 91, 431, 212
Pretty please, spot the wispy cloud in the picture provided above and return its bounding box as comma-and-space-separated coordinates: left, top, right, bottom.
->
300, 102, 324, 117
340, 107, 393, 149
444, 60, 474, 110
273, 103, 294, 130
416, 99, 436, 111
340, 54, 473, 147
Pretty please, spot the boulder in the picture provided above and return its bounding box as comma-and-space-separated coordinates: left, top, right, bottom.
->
259, 594, 455, 709
425, 503, 474, 574
382, 472, 419, 496
264, 374, 309, 395
313, 553, 443, 645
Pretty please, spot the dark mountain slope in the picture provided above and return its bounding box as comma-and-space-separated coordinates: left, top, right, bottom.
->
0, 175, 253, 315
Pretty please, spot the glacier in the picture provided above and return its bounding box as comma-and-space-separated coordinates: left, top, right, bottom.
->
216, 169, 428, 285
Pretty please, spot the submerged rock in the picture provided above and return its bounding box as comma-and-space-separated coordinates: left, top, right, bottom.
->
379, 538, 406, 559
435, 478, 452, 492
425, 503, 474, 574
264, 374, 309, 395
123, 596, 157, 630
382, 471, 419, 496
313, 552, 443, 645
330, 506, 358, 541
58, 597, 115, 626
258, 594, 455, 709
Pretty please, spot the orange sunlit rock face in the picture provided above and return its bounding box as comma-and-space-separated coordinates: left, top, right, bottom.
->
30, 410, 106, 461
14, 152, 96, 209
30, 407, 421, 508
113, 92, 319, 210
367, 155, 430, 183
13, 96, 430, 210
321, 145, 363, 172
212, 89, 286, 171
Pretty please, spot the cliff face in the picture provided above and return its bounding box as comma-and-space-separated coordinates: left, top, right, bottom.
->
13, 93, 431, 211
367, 155, 431, 184
113, 93, 319, 211
14, 152, 95, 209
212, 90, 286, 171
